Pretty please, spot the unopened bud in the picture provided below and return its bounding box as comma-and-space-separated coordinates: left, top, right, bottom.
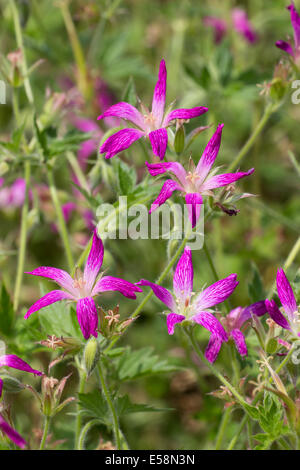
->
174, 125, 185, 155
83, 337, 100, 376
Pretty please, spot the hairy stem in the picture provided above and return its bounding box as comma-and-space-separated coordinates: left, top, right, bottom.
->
78, 418, 99, 450
75, 370, 87, 449
39, 415, 51, 450
215, 406, 232, 450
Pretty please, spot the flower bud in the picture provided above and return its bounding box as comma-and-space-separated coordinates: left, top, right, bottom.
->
266, 338, 278, 355
83, 337, 100, 376
174, 125, 185, 155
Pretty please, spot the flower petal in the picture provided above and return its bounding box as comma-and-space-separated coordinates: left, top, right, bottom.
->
0, 377, 3, 397
163, 106, 208, 127
166, 313, 185, 335
276, 268, 297, 321
151, 59, 167, 126
195, 274, 239, 311
288, 3, 300, 49
24, 290, 73, 319
76, 297, 98, 340
205, 335, 223, 363
265, 299, 290, 330
93, 276, 142, 299
100, 128, 144, 159
196, 124, 224, 181
185, 192, 203, 228
201, 168, 254, 191
232, 8, 257, 43
238, 300, 267, 326
0, 416, 27, 449
191, 311, 228, 341
275, 40, 294, 56
145, 160, 187, 186
148, 128, 168, 160
83, 230, 104, 291
97, 102, 145, 129
173, 246, 194, 301
0, 355, 42, 376
149, 179, 183, 213
136, 279, 176, 310
203, 16, 227, 44
25, 267, 77, 296
230, 329, 247, 357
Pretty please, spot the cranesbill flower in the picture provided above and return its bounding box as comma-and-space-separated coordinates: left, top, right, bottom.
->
137, 246, 239, 362
203, 16, 227, 44
0, 415, 27, 449
276, 3, 300, 61
97, 59, 208, 160
25, 230, 142, 340
145, 124, 254, 227
206, 301, 267, 362
265, 268, 299, 337
232, 8, 257, 43
0, 354, 42, 397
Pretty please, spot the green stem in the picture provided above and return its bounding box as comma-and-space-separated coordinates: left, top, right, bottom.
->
78, 418, 99, 450
203, 240, 219, 283
47, 167, 74, 271
227, 103, 275, 173
67, 152, 90, 194
75, 370, 87, 450
96, 361, 121, 450
13, 161, 31, 311
215, 406, 232, 450
39, 415, 51, 450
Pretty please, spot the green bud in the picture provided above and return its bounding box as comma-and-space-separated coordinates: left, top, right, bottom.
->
0, 374, 25, 393
84, 337, 100, 376
174, 126, 185, 155
269, 78, 287, 102
266, 338, 278, 355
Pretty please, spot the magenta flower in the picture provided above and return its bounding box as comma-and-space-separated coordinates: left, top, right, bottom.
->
276, 3, 300, 61
72, 116, 103, 171
265, 269, 299, 337
0, 178, 26, 209
145, 124, 254, 228
203, 16, 227, 44
0, 354, 42, 397
0, 415, 27, 449
97, 60, 208, 160
207, 301, 267, 362
25, 230, 142, 340
232, 8, 257, 43
137, 246, 239, 362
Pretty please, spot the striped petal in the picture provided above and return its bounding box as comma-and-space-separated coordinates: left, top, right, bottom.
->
100, 128, 144, 159
201, 168, 254, 191
83, 230, 104, 291
276, 268, 297, 321
149, 128, 168, 160
137, 279, 176, 310
145, 161, 187, 186
93, 276, 142, 299
0, 354, 42, 376
25, 267, 77, 296
149, 179, 183, 213
205, 335, 223, 363
97, 102, 145, 129
265, 299, 290, 330
185, 192, 203, 228
166, 313, 185, 335
173, 246, 194, 302
76, 297, 98, 340
288, 3, 300, 49
163, 106, 208, 127
192, 311, 228, 341
230, 329, 247, 357
276, 40, 294, 56
238, 300, 267, 327
151, 59, 167, 127
196, 124, 224, 181
195, 274, 238, 311
0, 416, 27, 449
24, 290, 73, 319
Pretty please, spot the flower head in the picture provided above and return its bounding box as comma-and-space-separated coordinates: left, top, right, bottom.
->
265, 268, 299, 337
0, 178, 26, 209
0, 415, 27, 449
25, 230, 142, 340
232, 8, 257, 43
145, 124, 254, 227
0, 354, 42, 397
137, 246, 239, 362
203, 16, 227, 43
97, 59, 208, 160
276, 3, 300, 62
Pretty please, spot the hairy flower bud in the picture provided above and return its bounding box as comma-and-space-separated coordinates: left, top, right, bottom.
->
83, 337, 100, 376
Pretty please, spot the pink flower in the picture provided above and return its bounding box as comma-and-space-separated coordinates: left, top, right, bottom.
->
25, 230, 142, 340
0, 415, 27, 449
0, 178, 27, 209
146, 124, 254, 227
276, 3, 300, 61
232, 8, 257, 43
0, 354, 42, 397
98, 59, 208, 160
137, 246, 239, 362
203, 16, 227, 43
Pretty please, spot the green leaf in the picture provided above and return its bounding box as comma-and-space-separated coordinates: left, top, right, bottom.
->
115, 395, 171, 415
248, 263, 266, 303
116, 160, 137, 195
78, 390, 109, 424
122, 76, 137, 106
0, 283, 14, 336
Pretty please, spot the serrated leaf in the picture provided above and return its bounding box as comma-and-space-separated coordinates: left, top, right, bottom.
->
78, 390, 109, 424
115, 395, 171, 415
116, 160, 136, 195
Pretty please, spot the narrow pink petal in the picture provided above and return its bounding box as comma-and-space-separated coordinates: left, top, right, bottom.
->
276, 268, 297, 321
196, 124, 224, 180
192, 311, 228, 341
76, 297, 98, 340
185, 193, 203, 228
78, 139, 98, 165
230, 329, 247, 357
145, 161, 187, 186
173, 246, 194, 302
0, 355, 42, 376
0, 377, 3, 397
288, 3, 300, 49
24, 290, 73, 319
97, 102, 145, 129
201, 168, 254, 191
136, 279, 176, 310
163, 106, 208, 127
148, 128, 168, 160
205, 335, 223, 362
203, 16, 227, 44
100, 128, 144, 159
73, 116, 100, 133
0, 416, 27, 449
232, 8, 257, 43
238, 301, 267, 327
151, 59, 167, 126
275, 40, 294, 56
93, 276, 142, 299
149, 179, 183, 213
195, 274, 239, 311
166, 313, 185, 335
25, 267, 76, 296
265, 299, 290, 330
83, 230, 104, 291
